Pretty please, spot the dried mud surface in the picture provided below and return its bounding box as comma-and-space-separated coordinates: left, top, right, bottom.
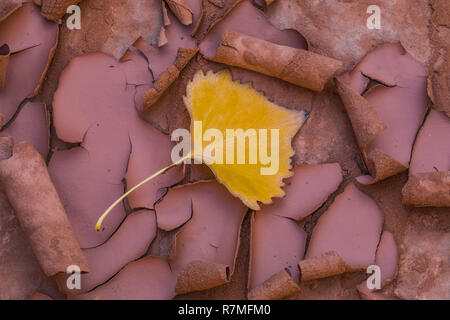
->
0, 0, 449, 300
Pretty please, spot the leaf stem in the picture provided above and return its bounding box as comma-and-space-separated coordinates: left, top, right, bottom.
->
95, 153, 192, 231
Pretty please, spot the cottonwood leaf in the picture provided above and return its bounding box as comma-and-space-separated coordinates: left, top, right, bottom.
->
183, 69, 306, 210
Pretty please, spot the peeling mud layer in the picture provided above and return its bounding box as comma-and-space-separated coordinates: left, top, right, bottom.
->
0, 0, 449, 301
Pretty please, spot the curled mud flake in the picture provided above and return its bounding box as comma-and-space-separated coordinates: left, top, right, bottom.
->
0, 140, 89, 277
402, 172, 450, 208
337, 43, 428, 184
162, 0, 171, 26
39, 0, 81, 21
155, 181, 247, 294
134, 8, 197, 77
0, 2, 58, 124
29, 291, 53, 300
100, 0, 165, 60
0, 102, 49, 159
198, 1, 342, 91
56, 210, 157, 295
265, 0, 432, 69
70, 256, 176, 300
299, 251, 350, 282
402, 110, 450, 207
248, 269, 299, 300
355, 231, 399, 299
164, 0, 193, 26
49, 51, 183, 248
248, 212, 305, 299
335, 79, 386, 150
142, 48, 198, 111
0, 43, 10, 89
203, 30, 342, 92
394, 222, 450, 300
261, 164, 343, 220
301, 183, 383, 280
193, 0, 245, 39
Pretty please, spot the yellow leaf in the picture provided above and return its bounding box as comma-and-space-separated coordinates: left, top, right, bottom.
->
184, 69, 306, 210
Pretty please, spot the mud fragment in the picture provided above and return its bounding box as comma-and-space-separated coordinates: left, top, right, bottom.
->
0, 140, 88, 277
39, 0, 81, 21
199, 0, 307, 55
0, 102, 50, 159
395, 215, 450, 300
428, 0, 450, 116
0, 2, 58, 124
136, 3, 198, 113
402, 110, 450, 207
337, 43, 428, 184
175, 260, 229, 295
71, 256, 176, 300
355, 230, 399, 299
